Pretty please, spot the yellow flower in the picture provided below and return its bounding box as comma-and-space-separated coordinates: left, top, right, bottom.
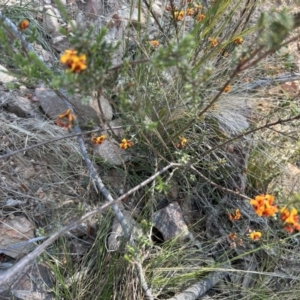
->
228, 209, 241, 221
91, 135, 106, 145
175, 136, 187, 148
71, 54, 87, 73
149, 40, 159, 47
55, 108, 75, 129
250, 194, 278, 217
60, 50, 77, 66
179, 136, 187, 147
186, 8, 196, 16
280, 207, 300, 233
208, 37, 219, 47
197, 13, 205, 22
119, 138, 133, 150
223, 85, 231, 93
234, 37, 243, 44
60, 49, 87, 73
249, 231, 262, 241
174, 11, 185, 21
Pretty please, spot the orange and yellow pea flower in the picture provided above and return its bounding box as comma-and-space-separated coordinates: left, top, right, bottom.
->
280, 207, 300, 233
149, 40, 159, 47
234, 37, 243, 45
223, 85, 231, 93
119, 139, 133, 150
91, 135, 106, 145
175, 136, 187, 149
228, 208, 241, 221
55, 108, 75, 129
186, 8, 196, 17
249, 231, 262, 241
250, 194, 278, 217
174, 11, 185, 21
197, 14, 205, 22
209, 37, 219, 48
60, 49, 87, 73
19, 19, 29, 30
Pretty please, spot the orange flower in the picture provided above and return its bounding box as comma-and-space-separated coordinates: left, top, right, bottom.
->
19, 19, 29, 30
91, 135, 106, 145
209, 37, 219, 47
174, 11, 185, 21
55, 108, 75, 129
223, 85, 231, 93
228, 209, 241, 221
175, 136, 187, 148
285, 208, 299, 224
249, 231, 262, 241
197, 14, 205, 22
186, 8, 196, 17
119, 138, 133, 150
280, 207, 300, 233
149, 40, 159, 47
60, 49, 87, 73
250, 194, 278, 217
234, 37, 243, 45
179, 136, 187, 147
228, 233, 237, 241
284, 225, 295, 234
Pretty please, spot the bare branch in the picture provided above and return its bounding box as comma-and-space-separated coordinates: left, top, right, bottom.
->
167, 264, 230, 300
0, 127, 122, 160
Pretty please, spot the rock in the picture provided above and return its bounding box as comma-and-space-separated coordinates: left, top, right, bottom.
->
35, 87, 100, 125
67, 19, 77, 32
84, 0, 101, 18
0, 65, 17, 84
51, 35, 69, 52
152, 202, 190, 242
43, 8, 60, 34
117, 6, 146, 27
2, 93, 32, 117
0, 262, 53, 299
150, 1, 163, 18
33, 43, 53, 63
0, 216, 35, 258
92, 138, 131, 165
108, 210, 142, 251
268, 163, 300, 198
89, 93, 113, 121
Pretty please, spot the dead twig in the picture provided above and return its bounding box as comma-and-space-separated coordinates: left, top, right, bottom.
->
190, 165, 251, 200
167, 264, 231, 300
0, 127, 122, 160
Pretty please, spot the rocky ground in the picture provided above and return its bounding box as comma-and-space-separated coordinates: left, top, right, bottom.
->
1, 0, 300, 299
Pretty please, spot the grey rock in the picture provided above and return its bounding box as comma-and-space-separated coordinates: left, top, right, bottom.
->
35, 87, 100, 125
2, 93, 32, 117
152, 202, 190, 242
92, 138, 131, 165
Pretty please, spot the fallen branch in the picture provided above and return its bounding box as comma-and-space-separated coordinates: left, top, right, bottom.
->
239, 72, 300, 91
190, 166, 251, 200
167, 265, 230, 300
